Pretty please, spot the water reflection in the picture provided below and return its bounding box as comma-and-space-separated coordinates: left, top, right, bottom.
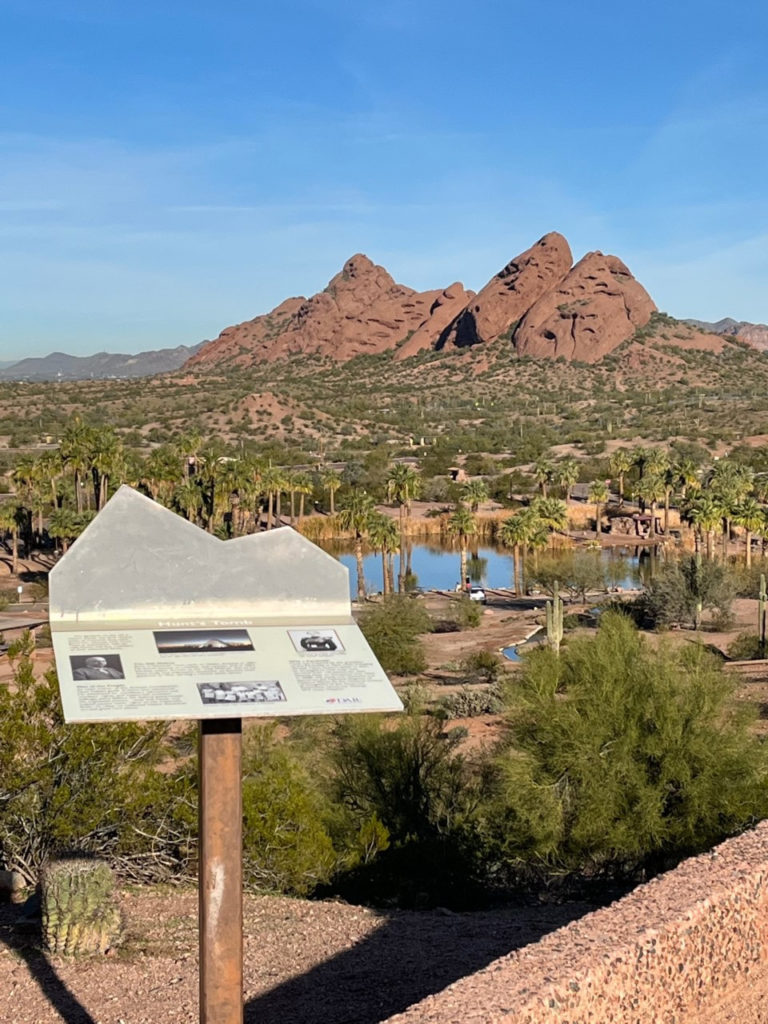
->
320, 539, 646, 598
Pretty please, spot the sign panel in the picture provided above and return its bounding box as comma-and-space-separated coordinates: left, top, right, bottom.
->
49, 487, 403, 723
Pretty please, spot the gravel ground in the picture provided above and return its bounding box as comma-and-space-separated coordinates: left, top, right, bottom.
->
0, 888, 596, 1024
2, 887, 766, 1024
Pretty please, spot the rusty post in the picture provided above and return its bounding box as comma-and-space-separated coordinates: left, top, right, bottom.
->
199, 718, 243, 1024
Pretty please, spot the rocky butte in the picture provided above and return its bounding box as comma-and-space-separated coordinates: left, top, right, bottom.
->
184, 232, 744, 370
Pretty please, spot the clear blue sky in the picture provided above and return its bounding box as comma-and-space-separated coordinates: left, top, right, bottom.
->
2, 0, 767, 359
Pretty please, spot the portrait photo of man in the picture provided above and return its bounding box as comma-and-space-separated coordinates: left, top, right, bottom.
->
70, 654, 125, 681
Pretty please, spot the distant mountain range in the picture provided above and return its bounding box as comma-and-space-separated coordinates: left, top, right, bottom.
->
3, 241, 766, 381
0, 343, 205, 381
682, 318, 768, 352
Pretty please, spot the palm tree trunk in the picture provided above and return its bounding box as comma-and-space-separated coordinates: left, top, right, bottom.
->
381, 551, 389, 595
746, 529, 753, 568
276, 492, 282, 525
299, 493, 305, 523
11, 528, 18, 576
664, 493, 670, 535
707, 530, 714, 561
267, 492, 274, 530
459, 540, 467, 588
355, 537, 366, 603
289, 491, 295, 525
329, 489, 336, 516
398, 505, 406, 593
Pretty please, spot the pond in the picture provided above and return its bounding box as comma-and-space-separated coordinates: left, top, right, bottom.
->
320, 539, 650, 599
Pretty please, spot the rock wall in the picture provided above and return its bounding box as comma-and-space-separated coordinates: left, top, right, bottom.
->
384, 822, 768, 1024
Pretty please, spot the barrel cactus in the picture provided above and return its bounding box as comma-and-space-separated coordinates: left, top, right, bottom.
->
41, 859, 122, 956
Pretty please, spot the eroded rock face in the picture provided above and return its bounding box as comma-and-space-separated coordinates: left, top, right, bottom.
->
436, 232, 573, 350
187, 255, 456, 367
394, 283, 476, 360
513, 252, 656, 363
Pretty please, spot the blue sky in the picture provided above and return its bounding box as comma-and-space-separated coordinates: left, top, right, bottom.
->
2, 0, 767, 359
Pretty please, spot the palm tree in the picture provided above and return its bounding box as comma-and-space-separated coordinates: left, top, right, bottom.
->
530, 496, 568, 543
734, 498, 764, 568
556, 457, 579, 501
367, 511, 399, 596
292, 471, 314, 524
460, 478, 488, 513
446, 503, 477, 588
635, 472, 666, 542
173, 478, 204, 526
338, 492, 375, 602
387, 462, 421, 593
588, 481, 609, 540
609, 449, 633, 507
0, 502, 21, 575
320, 468, 342, 515
259, 464, 284, 531
532, 456, 555, 498
709, 461, 754, 559
499, 507, 539, 596
90, 427, 123, 509
59, 416, 94, 513
675, 458, 700, 502
686, 495, 723, 560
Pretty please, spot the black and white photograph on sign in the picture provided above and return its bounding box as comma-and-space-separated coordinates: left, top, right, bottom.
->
288, 628, 344, 654
197, 681, 286, 705
70, 654, 125, 680
153, 628, 254, 654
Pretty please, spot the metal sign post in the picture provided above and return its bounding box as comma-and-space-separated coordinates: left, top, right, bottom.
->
48, 486, 403, 1024
199, 719, 243, 1024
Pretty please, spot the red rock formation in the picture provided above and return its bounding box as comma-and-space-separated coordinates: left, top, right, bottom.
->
514, 252, 656, 363
394, 282, 475, 360
436, 232, 573, 350
187, 255, 458, 368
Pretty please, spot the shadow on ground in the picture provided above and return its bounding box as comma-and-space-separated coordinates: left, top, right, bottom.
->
245, 899, 593, 1024
0, 901, 97, 1024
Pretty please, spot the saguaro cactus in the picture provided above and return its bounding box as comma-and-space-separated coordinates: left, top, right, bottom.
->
546, 582, 564, 655
41, 859, 122, 956
759, 573, 767, 658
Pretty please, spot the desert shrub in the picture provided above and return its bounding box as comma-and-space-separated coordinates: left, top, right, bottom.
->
461, 649, 502, 683
359, 595, 431, 675
634, 556, 734, 630
241, 726, 337, 896
453, 595, 483, 628
475, 612, 768, 885
527, 553, 606, 602
327, 712, 480, 907
438, 685, 503, 719
727, 632, 763, 660
0, 634, 195, 885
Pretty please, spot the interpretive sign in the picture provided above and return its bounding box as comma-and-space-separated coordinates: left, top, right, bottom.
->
49, 486, 403, 723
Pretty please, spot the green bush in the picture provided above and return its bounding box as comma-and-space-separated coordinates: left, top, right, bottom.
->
241, 726, 337, 896
635, 556, 734, 630
453, 595, 483, 629
461, 649, 502, 683
438, 685, 503, 719
0, 634, 195, 885
727, 632, 763, 660
326, 712, 480, 907
360, 595, 431, 675
476, 612, 768, 884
